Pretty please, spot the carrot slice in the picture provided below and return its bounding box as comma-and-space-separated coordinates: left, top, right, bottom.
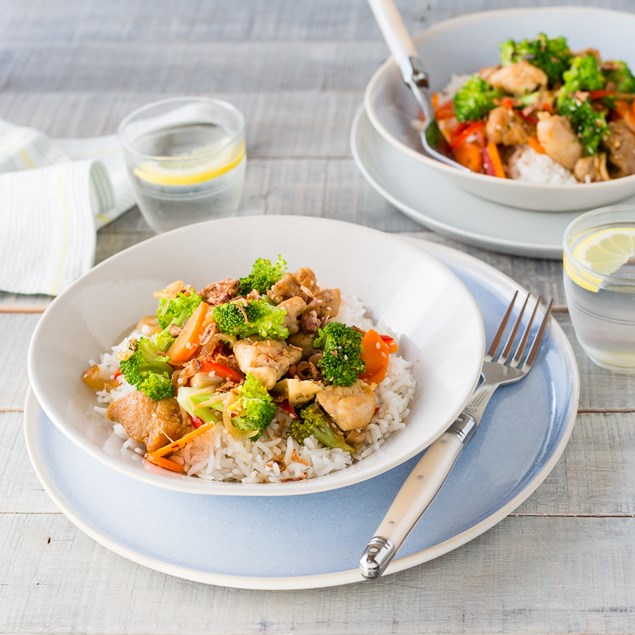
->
486, 142, 506, 178
528, 136, 545, 154
148, 422, 215, 460
167, 301, 210, 364
434, 100, 455, 120
145, 454, 185, 474
379, 334, 399, 354
360, 329, 392, 385
454, 140, 484, 173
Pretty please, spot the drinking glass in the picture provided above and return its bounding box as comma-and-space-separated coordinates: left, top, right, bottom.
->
563, 205, 635, 373
119, 97, 246, 232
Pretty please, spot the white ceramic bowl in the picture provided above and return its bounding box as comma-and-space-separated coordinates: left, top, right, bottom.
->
28, 216, 484, 496
365, 7, 635, 212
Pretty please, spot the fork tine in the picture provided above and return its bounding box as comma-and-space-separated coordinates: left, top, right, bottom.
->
523, 299, 553, 368
500, 293, 529, 361
487, 291, 518, 358
512, 295, 541, 366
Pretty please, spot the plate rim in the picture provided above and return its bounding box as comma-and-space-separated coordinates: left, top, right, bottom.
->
364, 5, 635, 194
24, 240, 580, 590
27, 214, 485, 497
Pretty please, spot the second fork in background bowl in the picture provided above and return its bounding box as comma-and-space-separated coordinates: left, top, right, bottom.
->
365, 6, 635, 212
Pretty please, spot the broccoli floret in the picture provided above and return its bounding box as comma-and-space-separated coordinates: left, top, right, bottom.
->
605, 60, 635, 93
313, 321, 365, 387
119, 336, 175, 400
239, 256, 287, 295
176, 386, 225, 423
226, 374, 277, 439
156, 290, 202, 329
500, 33, 572, 85
452, 76, 500, 122
562, 55, 605, 95
289, 402, 354, 454
558, 94, 609, 155
212, 298, 289, 339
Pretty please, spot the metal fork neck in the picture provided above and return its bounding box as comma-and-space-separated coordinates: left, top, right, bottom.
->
402, 57, 434, 122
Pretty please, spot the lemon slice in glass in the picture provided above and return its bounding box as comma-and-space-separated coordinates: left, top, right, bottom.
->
565, 226, 635, 292
133, 139, 246, 187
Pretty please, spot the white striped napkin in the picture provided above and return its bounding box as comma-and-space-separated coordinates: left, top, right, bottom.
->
0, 120, 134, 296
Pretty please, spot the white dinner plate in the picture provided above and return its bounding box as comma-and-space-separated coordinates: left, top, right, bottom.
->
27, 215, 484, 496
24, 240, 579, 590
351, 107, 635, 259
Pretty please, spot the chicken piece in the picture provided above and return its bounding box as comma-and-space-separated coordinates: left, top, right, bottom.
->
603, 121, 635, 177
316, 381, 377, 431
299, 288, 342, 333
488, 60, 548, 95
199, 278, 239, 306
267, 267, 319, 304
278, 296, 308, 335
272, 378, 323, 406
106, 391, 190, 453
486, 106, 529, 146
536, 113, 583, 170
232, 338, 302, 390
574, 153, 611, 183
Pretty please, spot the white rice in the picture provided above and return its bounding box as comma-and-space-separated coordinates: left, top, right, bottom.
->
92, 296, 416, 483
507, 145, 578, 184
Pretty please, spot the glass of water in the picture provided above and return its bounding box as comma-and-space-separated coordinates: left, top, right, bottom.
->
119, 97, 246, 232
563, 205, 635, 373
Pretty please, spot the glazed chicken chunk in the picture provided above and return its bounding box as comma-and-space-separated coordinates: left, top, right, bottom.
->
603, 121, 635, 177
486, 106, 528, 146
278, 296, 308, 335
232, 338, 303, 390
106, 391, 190, 453
574, 153, 610, 183
536, 113, 583, 170
487, 60, 548, 95
316, 381, 377, 431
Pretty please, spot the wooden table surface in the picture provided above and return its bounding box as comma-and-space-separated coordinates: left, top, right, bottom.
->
1, 1, 634, 633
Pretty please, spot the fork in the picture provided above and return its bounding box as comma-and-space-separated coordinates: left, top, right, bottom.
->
359, 292, 553, 580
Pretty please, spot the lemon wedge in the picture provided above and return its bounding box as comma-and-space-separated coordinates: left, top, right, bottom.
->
133, 140, 246, 187
565, 226, 635, 292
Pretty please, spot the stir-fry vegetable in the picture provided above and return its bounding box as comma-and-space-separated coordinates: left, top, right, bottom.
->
453, 76, 500, 122
212, 298, 289, 340
314, 321, 365, 387
119, 334, 175, 400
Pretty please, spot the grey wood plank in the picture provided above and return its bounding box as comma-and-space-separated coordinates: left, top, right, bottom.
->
0, 314, 39, 408
0, 42, 387, 94
0, 0, 632, 44
0, 513, 632, 634
0, 413, 57, 514
3, 409, 633, 516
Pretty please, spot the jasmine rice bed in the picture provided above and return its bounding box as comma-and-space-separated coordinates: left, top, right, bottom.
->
92, 296, 416, 484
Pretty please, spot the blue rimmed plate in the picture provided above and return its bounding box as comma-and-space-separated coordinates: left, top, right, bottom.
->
24, 240, 579, 589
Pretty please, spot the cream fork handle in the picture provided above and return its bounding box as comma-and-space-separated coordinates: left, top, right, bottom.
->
359, 430, 464, 579
367, 0, 419, 81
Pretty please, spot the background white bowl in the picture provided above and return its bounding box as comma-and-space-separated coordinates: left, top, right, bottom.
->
365, 7, 635, 212
28, 216, 484, 496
